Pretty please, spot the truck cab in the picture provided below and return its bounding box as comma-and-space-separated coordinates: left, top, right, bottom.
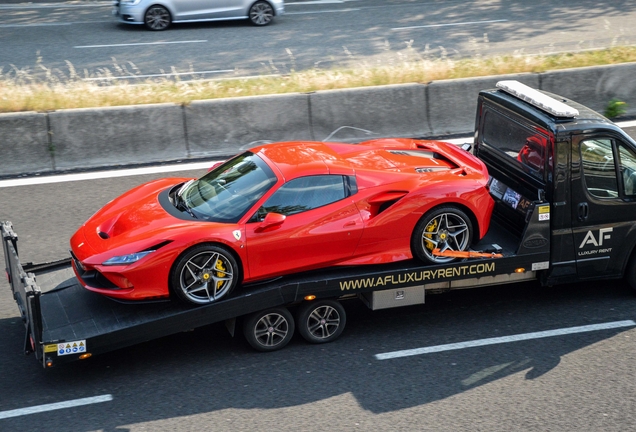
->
475, 80, 636, 287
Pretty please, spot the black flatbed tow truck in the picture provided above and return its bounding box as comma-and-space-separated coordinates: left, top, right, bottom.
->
3, 80, 636, 368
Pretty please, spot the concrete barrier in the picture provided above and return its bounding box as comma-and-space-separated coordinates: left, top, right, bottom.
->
1, 62, 635, 177
48, 103, 188, 170
428, 73, 540, 136
309, 84, 430, 142
540, 63, 636, 116
0, 112, 51, 175
185, 93, 312, 157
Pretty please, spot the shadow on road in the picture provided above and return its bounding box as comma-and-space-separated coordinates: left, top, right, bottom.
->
1, 278, 634, 430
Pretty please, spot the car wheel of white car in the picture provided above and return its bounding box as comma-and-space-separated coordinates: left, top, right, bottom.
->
412, 206, 473, 264
296, 300, 346, 344
144, 5, 171, 31
170, 244, 238, 305
243, 308, 295, 352
249, 1, 274, 26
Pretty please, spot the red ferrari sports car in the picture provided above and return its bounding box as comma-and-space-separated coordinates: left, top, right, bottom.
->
70, 138, 495, 304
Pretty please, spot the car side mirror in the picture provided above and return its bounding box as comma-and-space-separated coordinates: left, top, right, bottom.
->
256, 212, 286, 232
207, 161, 224, 172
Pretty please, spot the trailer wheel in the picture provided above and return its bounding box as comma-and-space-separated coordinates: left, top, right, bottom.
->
170, 244, 239, 305
411, 206, 473, 264
243, 308, 295, 352
296, 300, 346, 344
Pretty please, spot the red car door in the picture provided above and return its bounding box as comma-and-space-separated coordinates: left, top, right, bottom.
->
244, 175, 364, 280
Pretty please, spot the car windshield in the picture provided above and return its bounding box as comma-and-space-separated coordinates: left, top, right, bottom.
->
181, 152, 277, 223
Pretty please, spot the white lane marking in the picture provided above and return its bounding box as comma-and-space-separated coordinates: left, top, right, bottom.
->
85, 72, 278, 82
0, 161, 215, 188
286, 8, 360, 15
375, 320, 636, 360
392, 19, 508, 31
0, 21, 111, 28
0, 395, 113, 420
286, 0, 350, 4
83, 69, 234, 81
619, 119, 636, 128
0, 3, 110, 9
74, 40, 207, 49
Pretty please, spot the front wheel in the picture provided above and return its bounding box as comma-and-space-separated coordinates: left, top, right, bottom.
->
144, 5, 171, 31
243, 308, 295, 352
411, 206, 473, 264
170, 244, 239, 305
296, 300, 346, 344
249, 1, 274, 26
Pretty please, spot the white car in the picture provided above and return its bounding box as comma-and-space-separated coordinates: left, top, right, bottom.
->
113, 0, 284, 30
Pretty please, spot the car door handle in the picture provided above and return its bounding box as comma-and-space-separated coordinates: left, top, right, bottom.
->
577, 202, 589, 221
343, 221, 357, 227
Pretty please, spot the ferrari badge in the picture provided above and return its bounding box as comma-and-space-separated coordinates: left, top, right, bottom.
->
233, 230, 241, 241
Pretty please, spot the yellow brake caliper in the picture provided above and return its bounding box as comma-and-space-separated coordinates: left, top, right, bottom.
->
424, 219, 438, 251
214, 259, 226, 289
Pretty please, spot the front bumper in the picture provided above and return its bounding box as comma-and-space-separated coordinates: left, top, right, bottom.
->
112, 1, 144, 24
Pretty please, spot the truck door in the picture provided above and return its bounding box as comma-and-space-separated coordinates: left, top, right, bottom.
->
570, 133, 636, 279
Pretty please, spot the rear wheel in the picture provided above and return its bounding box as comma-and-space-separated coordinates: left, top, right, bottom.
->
170, 244, 238, 305
144, 5, 171, 31
296, 300, 346, 344
243, 308, 295, 352
249, 1, 274, 26
412, 206, 473, 264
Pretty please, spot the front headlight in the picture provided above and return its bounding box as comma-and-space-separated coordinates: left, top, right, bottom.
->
103, 251, 154, 266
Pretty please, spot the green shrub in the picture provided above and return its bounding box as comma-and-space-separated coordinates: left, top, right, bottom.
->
605, 98, 628, 119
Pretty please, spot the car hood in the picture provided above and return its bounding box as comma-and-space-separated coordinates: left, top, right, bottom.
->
71, 177, 193, 260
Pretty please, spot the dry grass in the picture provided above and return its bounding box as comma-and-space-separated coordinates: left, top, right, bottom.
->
2, 46, 636, 113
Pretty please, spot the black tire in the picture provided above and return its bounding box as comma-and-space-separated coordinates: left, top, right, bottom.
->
249, 1, 274, 26
296, 300, 346, 344
411, 206, 473, 264
144, 5, 171, 31
170, 244, 239, 305
243, 308, 295, 352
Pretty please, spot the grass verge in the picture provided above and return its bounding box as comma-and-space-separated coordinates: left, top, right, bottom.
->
1, 45, 636, 114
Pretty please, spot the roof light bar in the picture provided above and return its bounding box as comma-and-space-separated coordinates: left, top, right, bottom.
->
496, 80, 579, 118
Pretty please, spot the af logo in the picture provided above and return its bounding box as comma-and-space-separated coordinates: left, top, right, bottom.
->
579, 227, 613, 248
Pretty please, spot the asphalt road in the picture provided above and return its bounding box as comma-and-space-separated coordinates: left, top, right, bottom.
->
1, 129, 636, 430
1, 1, 636, 427
1, 0, 636, 81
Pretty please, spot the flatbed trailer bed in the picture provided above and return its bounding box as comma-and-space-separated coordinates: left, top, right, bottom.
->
2, 198, 549, 368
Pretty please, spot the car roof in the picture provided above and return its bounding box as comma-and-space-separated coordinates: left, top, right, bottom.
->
254, 141, 352, 180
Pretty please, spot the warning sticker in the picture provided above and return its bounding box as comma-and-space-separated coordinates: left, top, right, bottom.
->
57, 340, 87, 356
538, 205, 550, 221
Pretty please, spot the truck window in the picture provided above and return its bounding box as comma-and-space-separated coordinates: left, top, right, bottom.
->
482, 108, 548, 179
618, 145, 636, 196
580, 138, 636, 198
